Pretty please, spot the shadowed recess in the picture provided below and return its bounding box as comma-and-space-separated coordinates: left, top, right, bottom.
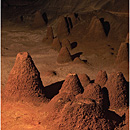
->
42, 12, 48, 24
72, 52, 83, 60
71, 42, 77, 49
45, 80, 64, 99
100, 18, 110, 36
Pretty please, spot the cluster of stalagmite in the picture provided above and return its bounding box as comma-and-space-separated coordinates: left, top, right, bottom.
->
4, 52, 128, 130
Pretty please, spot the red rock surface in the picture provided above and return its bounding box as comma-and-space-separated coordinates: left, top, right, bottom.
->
105, 72, 128, 109
4, 52, 46, 103
78, 73, 90, 87
57, 47, 72, 63
73, 57, 85, 64
95, 70, 108, 87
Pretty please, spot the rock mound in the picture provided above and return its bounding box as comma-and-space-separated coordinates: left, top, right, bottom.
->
61, 39, 72, 50
4, 52, 46, 103
52, 37, 62, 52
125, 33, 129, 42
95, 70, 108, 87
115, 42, 129, 64
32, 11, 46, 28
59, 100, 114, 130
57, 16, 69, 38
78, 74, 90, 88
57, 47, 72, 63
105, 72, 128, 109
87, 16, 106, 39
73, 57, 85, 64
46, 26, 54, 40
59, 73, 84, 96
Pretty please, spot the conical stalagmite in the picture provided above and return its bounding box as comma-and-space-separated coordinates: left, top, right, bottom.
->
78, 74, 90, 88
87, 16, 106, 39
32, 11, 45, 28
95, 70, 108, 87
61, 38, 72, 50
52, 37, 62, 52
59, 73, 84, 96
73, 57, 85, 64
115, 42, 129, 64
46, 26, 54, 40
4, 52, 46, 102
57, 16, 69, 38
105, 72, 128, 109
57, 47, 72, 63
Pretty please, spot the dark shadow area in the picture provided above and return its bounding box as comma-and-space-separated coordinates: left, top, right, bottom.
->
71, 52, 83, 60
71, 42, 77, 49
45, 80, 64, 99
82, 60, 87, 63
100, 18, 110, 36
74, 13, 80, 20
105, 110, 124, 127
42, 12, 48, 24
20, 15, 23, 22
90, 80, 95, 83
68, 17, 73, 28
101, 87, 110, 110
65, 17, 70, 33
126, 81, 129, 106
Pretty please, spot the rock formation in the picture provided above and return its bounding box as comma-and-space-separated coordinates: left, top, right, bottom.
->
46, 26, 54, 40
59, 73, 84, 96
95, 70, 108, 87
105, 72, 128, 109
78, 74, 90, 87
57, 16, 69, 38
52, 37, 62, 52
87, 16, 106, 39
61, 38, 72, 50
73, 57, 85, 64
4, 52, 46, 103
32, 11, 45, 28
125, 33, 129, 42
57, 47, 72, 63
115, 42, 129, 64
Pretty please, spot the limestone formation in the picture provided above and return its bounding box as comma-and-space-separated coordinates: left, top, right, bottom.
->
105, 72, 128, 109
46, 26, 54, 40
95, 70, 108, 87
4, 52, 46, 103
61, 39, 72, 50
78, 74, 90, 88
52, 37, 62, 52
57, 47, 72, 63
59, 73, 84, 96
73, 57, 85, 64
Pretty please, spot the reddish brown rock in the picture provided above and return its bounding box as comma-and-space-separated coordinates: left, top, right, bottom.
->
32, 11, 45, 28
95, 70, 108, 87
115, 42, 129, 64
105, 72, 128, 109
61, 39, 72, 50
59, 100, 114, 130
57, 47, 72, 64
78, 74, 90, 88
46, 26, 54, 40
4, 52, 46, 103
73, 57, 85, 64
52, 37, 62, 52
59, 73, 84, 96
57, 16, 69, 38
87, 16, 106, 39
